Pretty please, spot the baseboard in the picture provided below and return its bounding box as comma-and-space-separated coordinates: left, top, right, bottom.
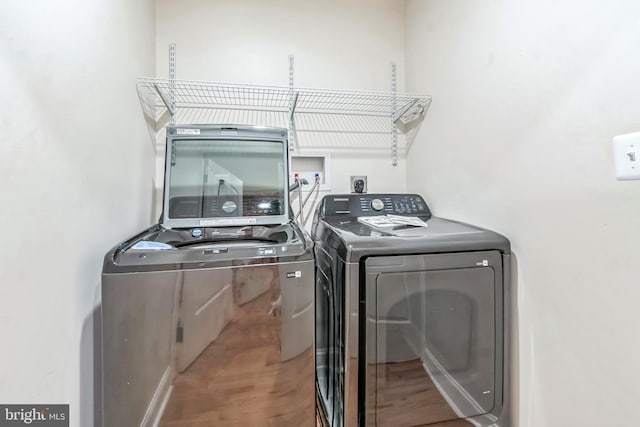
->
140, 366, 173, 427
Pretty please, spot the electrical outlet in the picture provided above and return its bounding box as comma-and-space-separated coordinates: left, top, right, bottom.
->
613, 132, 640, 180
350, 175, 367, 193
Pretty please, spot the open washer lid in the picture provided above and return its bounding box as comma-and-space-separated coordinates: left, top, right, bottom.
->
162, 125, 290, 229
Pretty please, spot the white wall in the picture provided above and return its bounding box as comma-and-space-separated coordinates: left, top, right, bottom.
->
155, 0, 408, 221
0, 1, 156, 426
405, 1, 640, 426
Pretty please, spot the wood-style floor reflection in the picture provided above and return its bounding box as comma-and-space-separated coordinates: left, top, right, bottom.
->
159, 290, 470, 427
159, 291, 314, 427
374, 359, 472, 427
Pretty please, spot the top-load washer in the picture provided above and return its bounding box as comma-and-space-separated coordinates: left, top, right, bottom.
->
312, 193, 512, 427
101, 125, 315, 427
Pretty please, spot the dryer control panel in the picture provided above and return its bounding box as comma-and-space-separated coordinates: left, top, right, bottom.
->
320, 194, 431, 219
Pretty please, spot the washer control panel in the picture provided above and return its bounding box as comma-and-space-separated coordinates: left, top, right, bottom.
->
322, 194, 431, 218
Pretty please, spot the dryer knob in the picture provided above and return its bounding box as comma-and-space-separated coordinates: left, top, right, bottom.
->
371, 198, 385, 212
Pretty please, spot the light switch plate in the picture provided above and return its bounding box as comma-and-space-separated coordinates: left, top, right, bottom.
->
613, 132, 640, 180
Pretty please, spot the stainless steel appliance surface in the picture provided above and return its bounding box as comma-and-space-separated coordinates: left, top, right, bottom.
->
102, 222, 315, 427
101, 125, 315, 427
312, 194, 512, 427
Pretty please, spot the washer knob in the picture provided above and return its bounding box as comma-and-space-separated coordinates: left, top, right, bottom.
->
222, 200, 237, 213
371, 199, 385, 212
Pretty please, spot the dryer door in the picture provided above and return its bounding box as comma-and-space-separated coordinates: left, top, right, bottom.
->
364, 251, 503, 427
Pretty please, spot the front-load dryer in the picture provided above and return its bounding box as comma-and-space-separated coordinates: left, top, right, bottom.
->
312, 193, 512, 427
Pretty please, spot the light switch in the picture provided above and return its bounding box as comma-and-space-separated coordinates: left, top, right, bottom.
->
613, 132, 640, 180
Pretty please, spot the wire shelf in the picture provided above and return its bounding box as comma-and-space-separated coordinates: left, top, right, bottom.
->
136, 77, 431, 155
